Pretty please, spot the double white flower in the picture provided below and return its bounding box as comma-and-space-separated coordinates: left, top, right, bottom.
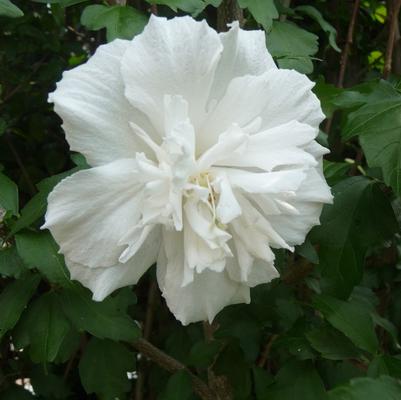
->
43, 16, 332, 325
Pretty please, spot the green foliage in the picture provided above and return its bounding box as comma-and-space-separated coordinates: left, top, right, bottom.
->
79, 337, 135, 398
1, 0, 401, 399
81, 4, 148, 42
0, 0, 23, 18
0, 172, 18, 215
238, 0, 278, 30
267, 21, 319, 73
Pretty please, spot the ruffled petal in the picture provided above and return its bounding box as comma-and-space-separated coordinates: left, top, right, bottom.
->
121, 15, 223, 135
43, 159, 144, 268
67, 226, 161, 301
265, 168, 333, 246
49, 39, 152, 166
157, 230, 249, 325
200, 69, 324, 151
209, 21, 276, 103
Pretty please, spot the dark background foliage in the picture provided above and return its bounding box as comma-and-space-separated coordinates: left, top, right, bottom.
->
1, 0, 401, 399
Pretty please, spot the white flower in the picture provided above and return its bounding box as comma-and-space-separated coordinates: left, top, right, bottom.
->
43, 15, 332, 325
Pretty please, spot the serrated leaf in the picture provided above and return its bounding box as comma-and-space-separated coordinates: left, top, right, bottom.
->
343, 95, 401, 196
79, 338, 135, 399
296, 5, 340, 52
313, 294, 379, 354
0, 273, 40, 340
59, 286, 141, 341
238, 0, 279, 30
15, 231, 72, 286
0, 172, 18, 215
311, 177, 398, 298
0, 0, 23, 17
81, 5, 148, 42
267, 21, 319, 74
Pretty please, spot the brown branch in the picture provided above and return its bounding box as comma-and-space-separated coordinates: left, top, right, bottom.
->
134, 280, 158, 400
383, 0, 401, 79
257, 334, 278, 368
132, 338, 216, 400
217, 0, 243, 32
150, 4, 158, 15
338, 0, 361, 88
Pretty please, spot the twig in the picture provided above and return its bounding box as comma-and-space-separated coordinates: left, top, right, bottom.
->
150, 4, 158, 14
5, 135, 37, 196
202, 322, 232, 400
132, 338, 216, 400
134, 280, 158, 400
257, 334, 278, 368
338, 0, 361, 88
383, 0, 401, 79
217, 0, 243, 32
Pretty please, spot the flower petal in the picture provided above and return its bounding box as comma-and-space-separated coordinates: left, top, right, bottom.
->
267, 168, 333, 246
43, 159, 143, 268
67, 226, 161, 301
157, 230, 249, 325
121, 15, 223, 135
210, 21, 276, 103
200, 69, 324, 151
49, 39, 152, 166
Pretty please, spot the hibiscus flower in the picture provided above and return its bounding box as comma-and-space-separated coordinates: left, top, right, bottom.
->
43, 15, 332, 325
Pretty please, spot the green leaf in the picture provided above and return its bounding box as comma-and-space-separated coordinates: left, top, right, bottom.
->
59, 286, 141, 341
30, 367, 72, 399
9, 168, 78, 236
262, 360, 327, 400
81, 5, 148, 42
253, 366, 274, 400
0, 246, 26, 278
311, 177, 398, 298
295, 5, 340, 52
267, 21, 319, 74
79, 338, 135, 399
313, 294, 379, 354
238, 0, 279, 30
189, 340, 221, 368
323, 160, 351, 187
0, 172, 18, 215
15, 231, 72, 286
147, 0, 206, 14
368, 355, 401, 379
343, 95, 401, 195
17, 293, 71, 362
32, 0, 89, 6
0, 0, 23, 17
160, 370, 193, 400
306, 325, 360, 360
0, 273, 40, 340
328, 376, 401, 399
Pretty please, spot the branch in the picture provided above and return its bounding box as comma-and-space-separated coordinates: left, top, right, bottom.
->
217, 0, 243, 32
132, 338, 216, 400
338, 0, 361, 88
134, 280, 158, 400
383, 0, 401, 79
